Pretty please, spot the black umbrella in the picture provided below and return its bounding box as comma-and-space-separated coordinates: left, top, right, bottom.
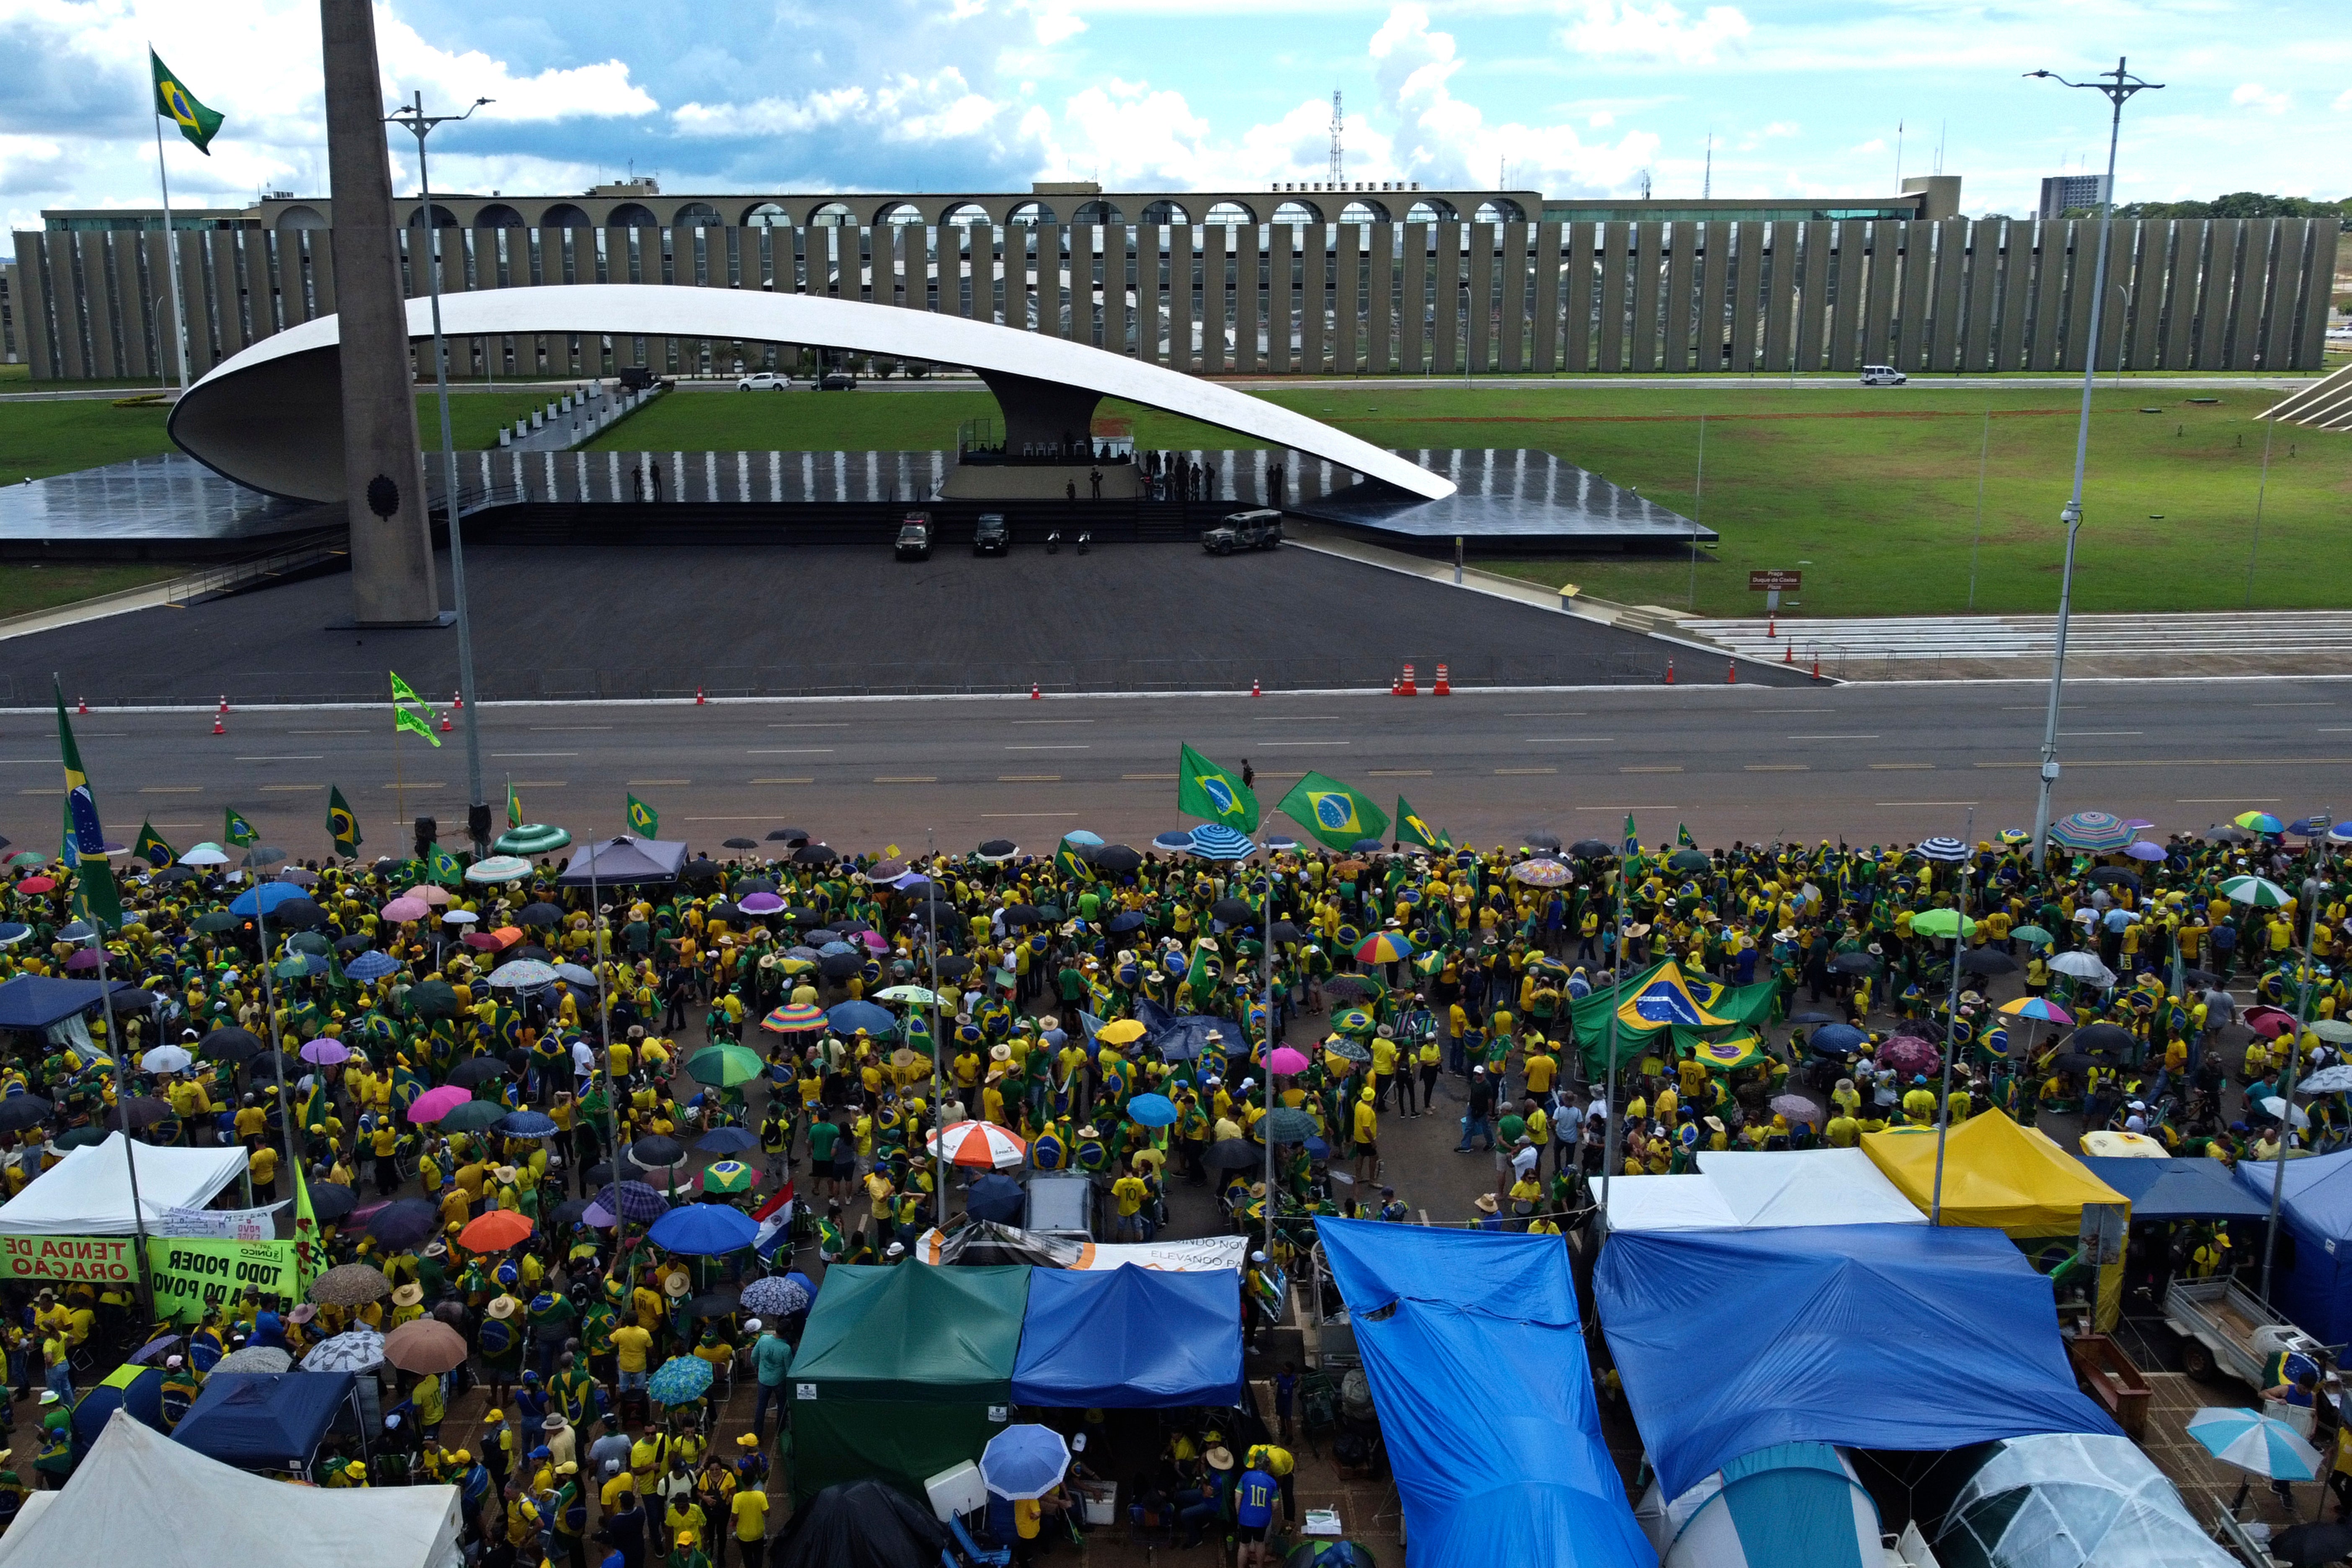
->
306, 1182, 358, 1222
156, 865, 205, 884
977, 839, 1016, 857
1570, 838, 1614, 858
518, 902, 564, 927
1522, 831, 1563, 852
408, 979, 461, 1019
448, 1056, 511, 1087
0, 1096, 52, 1133
631, 1134, 687, 1168
333, 933, 374, 955
933, 954, 973, 980
723, 838, 759, 851
2272, 1520, 2352, 1568
1269, 921, 1305, 945
103, 1097, 172, 1130
1958, 949, 2019, 976
245, 1053, 291, 1081
200, 1029, 267, 1065
2084, 867, 2140, 888
2184, 968, 2222, 989
2047, 1051, 2099, 1075
1788, 1011, 1841, 1026
733, 877, 778, 896
1828, 952, 1877, 974
584, 1162, 615, 1189
241, 845, 289, 869
367, 1199, 440, 1249
784, 906, 825, 924
688, 1288, 741, 1320
833, 917, 874, 935
709, 902, 745, 924
191, 911, 242, 934
681, 858, 722, 880
1211, 898, 1253, 926
1204, 1139, 1261, 1171
1000, 904, 1042, 926
511, 944, 552, 963
1092, 844, 1143, 875
551, 1197, 593, 1226
818, 952, 863, 979
965, 1174, 1026, 1224
2070, 1023, 2135, 1059
1668, 849, 1711, 872
792, 844, 839, 866
271, 897, 328, 930
768, 828, 811, 846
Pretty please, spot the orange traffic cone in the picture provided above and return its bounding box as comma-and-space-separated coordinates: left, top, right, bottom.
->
217, 694, 228, 714
1251, 678, 1261, 697
696, 686, 707, 706
212, 714, 224, 735
1766, 614, 1777, 639
1400, 663, 1417, 696
1812, 651, 1822, 679
1434, 663, 1450, 695
440, 710, 452, 732
1664, 660, 1675, 685
1726, 661, 1737, 685
1031, 682, 1042, 700
1784, 641, 1794, 664
453, 689, 463, 709
76, 696, 87, 714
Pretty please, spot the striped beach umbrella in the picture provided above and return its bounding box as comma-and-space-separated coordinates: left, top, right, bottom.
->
1355, 930, 1415, 964
2220, 875, 2292, 908
761, 1001, 827, 1034
929, 1119, 1028, 1170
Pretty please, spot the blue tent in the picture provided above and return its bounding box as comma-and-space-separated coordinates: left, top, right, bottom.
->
2235, 1152, 2352, 1343
1010, 1264, 1243, 1408
1133, 998, 1249, 1065
72, 1364, 168, 1455
0, 974, 138, 1030
1318, 1219, 1649, 1568
172, 1371, 357, 1474
1596, 1225, 2117, 1499
2081, 1157, 2272, 1221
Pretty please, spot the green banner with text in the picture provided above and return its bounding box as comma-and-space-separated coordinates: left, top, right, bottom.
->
146, 1238, 303, 1323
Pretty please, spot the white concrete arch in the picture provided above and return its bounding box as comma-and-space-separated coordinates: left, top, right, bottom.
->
168, 284, 1455, 505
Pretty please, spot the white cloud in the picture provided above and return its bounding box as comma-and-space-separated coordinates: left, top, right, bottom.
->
672, 69, 1006, 145
374, 9, 658, 121
2337, 87, 2352, 113
2229, 82, 2289, 114
1560, 0, 1752, 66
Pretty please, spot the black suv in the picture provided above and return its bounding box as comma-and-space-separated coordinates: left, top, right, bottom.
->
974, 514, 1011, 556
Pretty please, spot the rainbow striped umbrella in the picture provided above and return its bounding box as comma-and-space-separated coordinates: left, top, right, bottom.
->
761, 1001, 827, 1034
1355, 930, 1416, 964
1999, 997, 2073, 1024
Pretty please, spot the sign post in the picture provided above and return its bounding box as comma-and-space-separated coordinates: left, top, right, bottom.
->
1748, 569, 1802, 614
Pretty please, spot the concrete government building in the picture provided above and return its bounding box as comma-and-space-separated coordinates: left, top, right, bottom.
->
6, 173, 2338, 382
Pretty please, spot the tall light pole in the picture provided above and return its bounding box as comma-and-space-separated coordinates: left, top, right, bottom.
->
387, 91, 494, 854
2024, 58, 2161, 869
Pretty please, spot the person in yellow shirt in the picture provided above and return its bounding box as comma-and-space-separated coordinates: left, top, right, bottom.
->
1110, 1170, 1150, 1241
731, 1484, 769, 1556
1351, 1088, 1380, 1187
248, 1141, 279, 1202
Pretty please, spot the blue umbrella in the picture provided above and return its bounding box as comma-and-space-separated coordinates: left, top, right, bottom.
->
346, 950, 398, 981
827, 1000, 896, 1037
1151, 830, 1195, 851
966, 1174, 1026, 1225
648, 1203, 759, 1256
982, 1424, 1072, 1500
495, 1110, 558, 1139
228, 881, 312, 917
1063, 830, 1104, 847
818, 941, 859, 957
739, 1274, 811, 1318
696, 1126, 759, 1154
1127, 1093, 1178, 1127
2187, 1406, 2322, 1480
1808, 1023, 1867, 1054
1349, 837, 1386, 853
1105, 910, 1148, 933
595, 1182, 671, 1222
367, 1198, 441, 1249
647, 1354, 714, 1406
1187, 825, 1256, 861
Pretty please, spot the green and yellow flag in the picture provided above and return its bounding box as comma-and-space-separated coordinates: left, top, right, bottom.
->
505, 782, 523, 830
625, 794, 658, 837
133, 819, 176, 869
327, 787, 361, 859
427, 842, 463, 887
1676, 823, 1697, 849
151, 49, 223, 155
389, 669, 426, 708
395, 705, 442, 747
1177, 744, 1259, 833
222, 807, 258, 847
389, 669, 441, 745
1395, 797, 1444, 852
1277, 772, 1390, 851
56, 683, 122, 930
1055, 836, 1096, 883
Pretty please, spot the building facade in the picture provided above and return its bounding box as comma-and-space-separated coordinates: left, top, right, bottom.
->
2038, 175, 2112, 221
10, 180, 2337, 383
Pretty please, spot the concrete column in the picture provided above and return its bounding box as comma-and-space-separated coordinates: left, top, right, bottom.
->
320, 0, 437, 624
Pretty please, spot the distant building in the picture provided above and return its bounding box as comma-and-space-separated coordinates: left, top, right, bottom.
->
2039, 174, 2112, 219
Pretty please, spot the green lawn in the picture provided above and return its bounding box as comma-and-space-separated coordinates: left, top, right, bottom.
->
0, 391, 572, 482
0, 562, 182, 620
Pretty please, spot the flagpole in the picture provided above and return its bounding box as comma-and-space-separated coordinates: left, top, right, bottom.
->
1929, 808, 1975, 1226
1599, 836, 1628, 1213
258, 898, 302, 1209
588, 838, 627, 1271
148, 85, 191, 396
90, 937, 158, 1320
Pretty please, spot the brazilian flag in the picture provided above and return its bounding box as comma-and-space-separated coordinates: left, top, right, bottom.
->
133, 819, 177, 869
223, 807, 259, 847
56, 683, 122, 930
151, 49, 223, 155
1177, 744, 1259, 833
327, 787, 362, 859
1395, 797, 1444, 852
1055, 836, 1095, 883
625, 794, 658, 837
506, 782, 524, 830
427, 842, 464, 887
1277, 772, 1390, 851
1677, 823, 1697, 849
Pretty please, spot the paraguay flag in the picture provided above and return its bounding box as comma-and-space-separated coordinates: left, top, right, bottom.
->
752, 1180, 796, 1261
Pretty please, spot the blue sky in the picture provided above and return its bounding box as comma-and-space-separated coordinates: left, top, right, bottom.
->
3, 0, 2346, 250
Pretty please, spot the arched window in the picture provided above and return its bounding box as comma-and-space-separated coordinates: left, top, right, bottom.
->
1203, 201, 1256, 227
540, 203, 593, 230
807, 202, 855, 227
672, 201, 725, 228
609, 203, 660, 229
275, 204, 327, 231
1006, 201, 1057, 227
406, 203, 459, 228
473, 203, 526, 230
874, 202, 927, 227
1271, 200, 1322, 227
741, 203, 790, 229
1071, 200, 1124, 227
1338, 199, 1390, 225
1405, 198, 1458, 224
1473, 199, 1525, 224
941, 203, 994, 228
1140, 200, 1190, 226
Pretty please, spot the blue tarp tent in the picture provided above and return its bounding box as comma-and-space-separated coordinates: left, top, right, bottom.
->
172, 1372, 357, 1475
2235, 1151, 2352, 1343
1318, 1219, 1651, 1568
1133, 998, 1250, 1065
2082, 1157, 2272, 1221
1010, 1264, 1243, 1408
1596, 1224, 2118, 1499
0, 974, 139, 1030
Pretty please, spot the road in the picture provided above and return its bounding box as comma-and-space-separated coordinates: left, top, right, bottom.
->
6, 676, 2347, 857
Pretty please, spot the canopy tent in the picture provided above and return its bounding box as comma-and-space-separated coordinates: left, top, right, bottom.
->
1634, 1442, 1882, 1568
0, 1411, 459, 1568
1318, 1219, 1649, 1568
915, 1219, 1248, 1271
1597, 1175, 1741, 1233
1011, 1265, 1243, 1408
1567, 959, 1778, 1078
787, 1263, 1029, 1503
1694, 1149, 1928, 1227
1596, 1224, 2119, 1500
2234, 1150, 2352, 1344
0, 1132, 247, 1236
0, 974, 143, 1030
1933, 1433, 2236, 1568
555, 835, 688, 887
1862, 1110, 2130, 1328
1131, 997, 1252, 1063
2081, 1157, 2273, 1222
172, 1372, 359, 1477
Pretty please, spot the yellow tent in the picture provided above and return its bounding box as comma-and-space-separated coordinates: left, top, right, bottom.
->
1863, 1108, 2130, 1328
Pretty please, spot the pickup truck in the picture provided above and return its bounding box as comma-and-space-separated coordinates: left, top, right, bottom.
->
1204, 509, 1284, 555
894, 515, 931, 561
2165, 1276, 2335, 1425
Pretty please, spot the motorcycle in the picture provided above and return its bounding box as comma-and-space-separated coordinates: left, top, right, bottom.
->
1046, 530, 1062, 554
1076, 531, 1092, 554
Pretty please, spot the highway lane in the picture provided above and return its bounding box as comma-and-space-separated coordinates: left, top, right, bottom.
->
5, 676, 2347, 856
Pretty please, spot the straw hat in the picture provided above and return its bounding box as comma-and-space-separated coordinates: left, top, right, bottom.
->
543, 1413, 569, 1432
494, 1165, 519, 1184
391, 1282, 423, 1307
663, 1273, 691, 1299
989, 1044, 1011, 1063
1205, 1446, 1235, 1471
1474, 1193, 1498, 1213
485, 1296, 518, 1319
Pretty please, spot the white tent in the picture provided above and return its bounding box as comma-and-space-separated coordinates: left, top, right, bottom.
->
0, 1411, 461, 1568
0, 1132, 248, 1236
1599, 1174, 1741, 1233
1695, 1149, 1928, 1228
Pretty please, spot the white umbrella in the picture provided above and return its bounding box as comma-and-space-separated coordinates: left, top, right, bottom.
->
442, 909, 479, 925
2295, 1065, 2352, 1095
140, 1045, 194, 1074
179, 843, 230, 867
301, 1327, 385, 1373
2048, 951, 2115, 987
488, 960, 560, 989
2261, 1096, 2312, 1129
214, 1345, 293, 1374
464, 854, 533, 885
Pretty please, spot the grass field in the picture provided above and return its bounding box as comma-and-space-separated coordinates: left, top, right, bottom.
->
0, 391, 565, 483
590, 381, 2350, 617
0, 562, 181, 620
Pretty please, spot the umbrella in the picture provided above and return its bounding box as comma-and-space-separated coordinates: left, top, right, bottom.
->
982, 1425, 1071, 1500
551, 962, 598, 987
142, 1042, 199, 1075
1355, 931, 1414, 964
1667, 849, 1710, 873
687, 1289, 741, 1320
827, 1000, 896, 1037
739, 891, 786, 916
307, 1263, 391, 1306
767, 827, 812, 846
739, 1275, 812, 1318
306, 1182, 358, 1222
631, 1134, 688, 1168
2260, 1096, 2313, 1129
1324, 1036, 1372, 1064
1152, 830, 1195, 850
63, 949, 102, 973
697, 1125, 759, 1154
1916, 836, 1970, 863
103, 1097, 172, 1131
1204, 1138, 1261, 1170
874, 985, 939, 1006
1809, 1023, 1867, 1053
53, 1127, 107, 1150
2293, 1065, 2352, 1095
1323, 976, 1381, 1005
214, 1346, 294, 1374
1093, 845, 1144, 875
762, 1001, 828, 1034
409, 979, 463, 1019
2070, 1023, 2136, 1059
596, 1182, 672, 1222
976, 838, 1018, 859
686, 1044, 766, 1088
700, 1160, 758, 1196
2009, 924, 2054, 946
197, 1026, 266, 1063
2084, 867, 2140, 889
1267, 1047, 1310, 1076
488, 959, 559, 989
648, 1354, 714, 1406
2048, 811, 2135, 853
964, 1175, 1027, 1226
1267, 1107, 1320, 1144
407, 1084, 473, 1124
1096, 1019, 1148, 1047
2048, 951, 2116, 986
1957, 949, 2019, 976
188, 911, 240, 934
1828, 952, 1877, 975
931, 1120, 1028, 1170
2273, 1522, 2352, 1568
1878, 1037, 1941, 1076
440, 1101, 507, 1133
1127, 1093, 1178, 1127
1509, 859, 1572, 887
1908, 909, 1975, 939
381, 895, 431, 923
1768, 1093, 1818, 1122
2186, 1406, 2321, 1480
458, 1210, 536, 1254
447, 1055, 511, 1087
2221, 875, 2293, 908
270, 897, 328, 931
345, 951, 399, 983
299, 1039, 351, 1066
366, 1199, 441, 1249
792, 844, 839, 866
2235, 811, 2288, 834
0, 1096, 50, 1134
1187, 825, 1256, 861
383, 1317, 468, 1374
179, 842, 230, 866
1569, 838, 1615, 858
2123, 840, 2167, 861
495, 1110, 558, 1139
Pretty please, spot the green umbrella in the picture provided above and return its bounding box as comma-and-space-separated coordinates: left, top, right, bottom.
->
287, 931, 333, 955
407, 979, 461, 1019
440, 1101, 505, 1133
2010, 925, 2054, 946
5, 851, 47, 870
2221, 875, 2293, 908
53, 1127, 108, 1150
875, 985, 939, 1006
701, 1159, 757, 1194
191, 911, 240, 934
1909, 909, 1975, 939
685, 1044, 764, 1088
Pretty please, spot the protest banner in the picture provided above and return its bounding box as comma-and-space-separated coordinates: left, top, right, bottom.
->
0, 1234, 138, 1285
146, 1237, 302, 1322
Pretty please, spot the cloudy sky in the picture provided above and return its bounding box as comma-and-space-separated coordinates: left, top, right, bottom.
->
3, 0, 2346, 251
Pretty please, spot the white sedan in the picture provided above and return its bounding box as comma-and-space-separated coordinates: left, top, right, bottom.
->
735, 371, 792, 390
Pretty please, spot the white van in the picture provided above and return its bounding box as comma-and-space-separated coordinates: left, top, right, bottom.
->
1859, 365, 1908, 387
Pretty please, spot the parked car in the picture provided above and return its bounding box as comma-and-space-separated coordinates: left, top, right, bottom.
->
735, 371, 791, 391
816, 372, 857, 391
1203, 509, 1284, 555
973, 513, 1011, 556
895, 515, 931, 561
1859, 364, 1908, 386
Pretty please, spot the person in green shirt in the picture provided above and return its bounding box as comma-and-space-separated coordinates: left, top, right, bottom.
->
805, 1111, 841, 1202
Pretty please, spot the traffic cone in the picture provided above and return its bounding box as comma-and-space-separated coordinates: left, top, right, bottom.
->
217, 694, 228, 715
440, 710, 452, 732
453, 689, 463, 709
696, 687, 707, 706
1766, 614, 1777, 639
1812, 651, 1822, 680
1251, 678, 1262, 697
212, 714, 224, 735
1434, 663, 1450, 695
1665, 660, 1675, 685
1784, 641, 1794, 664
1726, 661, 1736, 685
76, 696, 87, 714
1030, 682, 1041, 700
1400, 663, 1417, 696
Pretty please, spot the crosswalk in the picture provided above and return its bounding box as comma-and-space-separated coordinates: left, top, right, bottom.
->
1682, 611, 2352, 666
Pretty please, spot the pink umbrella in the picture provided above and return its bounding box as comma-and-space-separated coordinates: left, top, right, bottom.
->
858, 930, 888, 952
382, 896, 430, 922
299, 1039, 351, 1066
407, 1085, 473, 1124
1268, 1046, 1310, 1075
404, 884, 452, 907
1878, 1035, 1942, 1076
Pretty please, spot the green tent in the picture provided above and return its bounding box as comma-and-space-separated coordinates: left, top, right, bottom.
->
1567, 959, 1781, 1080
788, 1263, 1032, 1501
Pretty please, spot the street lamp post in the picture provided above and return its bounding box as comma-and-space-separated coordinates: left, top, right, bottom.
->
387, 91, 494, 855
2024, 57, 2161, 870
